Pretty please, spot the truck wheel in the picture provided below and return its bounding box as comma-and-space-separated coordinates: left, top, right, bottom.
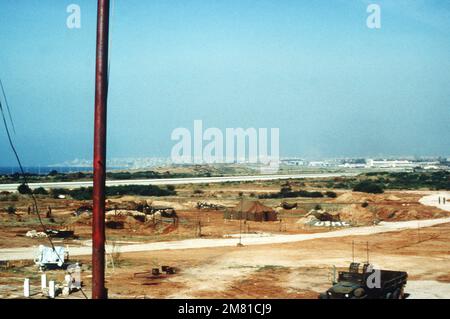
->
398, 288, 405, 299
392, 289, 400, 299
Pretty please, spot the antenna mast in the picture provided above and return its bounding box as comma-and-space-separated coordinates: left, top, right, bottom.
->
92, 0, 110, 300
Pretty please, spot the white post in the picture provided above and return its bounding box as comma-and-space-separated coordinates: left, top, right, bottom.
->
41, 274, 47, 291
23, 278, 30, 298
49, 281, 55, 299
65, 274, 72, 290
73, 263, 82, 289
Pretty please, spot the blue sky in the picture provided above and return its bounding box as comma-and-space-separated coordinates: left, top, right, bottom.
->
0, 0, 449, 165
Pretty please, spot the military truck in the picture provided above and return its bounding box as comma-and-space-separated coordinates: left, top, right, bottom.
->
320, 263, 408, 299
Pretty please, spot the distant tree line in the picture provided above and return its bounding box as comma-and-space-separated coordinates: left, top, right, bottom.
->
352, 181, 384, 194
258, 186, 337, 199
16, 184, 176, 200
358, 171, 450, 190
1, 169, 216, 184
312, 171, 450, 192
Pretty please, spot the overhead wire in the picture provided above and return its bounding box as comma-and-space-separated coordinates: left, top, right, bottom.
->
0, 78, 16, 134
0, 0, 116, 299
0, 82, 58, 252
0, 81, 91, 299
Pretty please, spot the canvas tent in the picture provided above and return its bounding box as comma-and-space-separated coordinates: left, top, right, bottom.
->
224, 200, 278, 222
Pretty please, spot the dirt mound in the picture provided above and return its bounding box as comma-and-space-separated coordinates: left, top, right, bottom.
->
339, 205, 376, 225
106, 210, 145, 218
305, 210, 340, 222
70, 212, 92, 225
124, 216, 139, 226
386, 195, 402, 201
151, 201, 186, 210
113, 196, 139, 203
375, 206, 448, 221
335, 192, 355, 202
335, 192, 372, 203
336, 192, 393, 204
296, 215, 319, 225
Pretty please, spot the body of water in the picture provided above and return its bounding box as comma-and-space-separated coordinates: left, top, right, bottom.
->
0, 167, 96, 175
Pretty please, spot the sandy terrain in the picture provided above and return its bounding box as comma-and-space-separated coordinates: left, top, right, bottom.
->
76, 221, 450, 299
1, 190, 449, 299
1, 216, 449, 261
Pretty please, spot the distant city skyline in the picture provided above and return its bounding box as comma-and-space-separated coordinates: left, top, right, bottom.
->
1, 1, 450, 166
1, 155, 449, 176
9, 155, 450, 169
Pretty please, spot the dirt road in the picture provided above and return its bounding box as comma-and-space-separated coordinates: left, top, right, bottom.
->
1, 192, 448, 262
419, 192, 450, 212
2, 216, 450, 261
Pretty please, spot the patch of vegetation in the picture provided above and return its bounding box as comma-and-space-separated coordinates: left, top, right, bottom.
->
1, 217, 63, 228
0, 193, 19, 202
320, 171, 450, 191
353, 181, 384, 194
227, 265, 258, 270
17, 183, 32, 195
259, 188, 325, 199
256, 265, 288, 272
33, 187, 49, 195
366, 171, 450, 190
0, 166, 241, 184
52, 185, 177, 200
325, 191, 337, 198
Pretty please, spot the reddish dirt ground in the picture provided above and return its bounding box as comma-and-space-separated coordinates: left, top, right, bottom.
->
1, 189, 449, 299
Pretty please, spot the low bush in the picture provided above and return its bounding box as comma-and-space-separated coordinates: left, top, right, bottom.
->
18, 183, 32, 195
33, 187, 49, 195
353, 181, 384, 194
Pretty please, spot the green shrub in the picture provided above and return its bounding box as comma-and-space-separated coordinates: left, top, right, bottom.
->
6, 205, 16, 214
325, 191, 337, 198
353, 181, 384, 194
70, 187, 92, 200
259, 189, 324, 199
18, 183, 32, 195
61, 184, 177, 200
33, 187, 49, 195
48, 170, 59, 176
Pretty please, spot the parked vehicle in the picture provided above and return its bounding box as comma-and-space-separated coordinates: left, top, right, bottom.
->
34, 245, 68, 270
320, 262, 408, 299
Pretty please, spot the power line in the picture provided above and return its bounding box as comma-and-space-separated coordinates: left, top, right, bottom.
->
1, 79, 89, 299
0, 78, 16, 134
0, 80, 59, 257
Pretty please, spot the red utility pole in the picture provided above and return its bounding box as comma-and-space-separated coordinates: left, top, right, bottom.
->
92, 0, 110, 300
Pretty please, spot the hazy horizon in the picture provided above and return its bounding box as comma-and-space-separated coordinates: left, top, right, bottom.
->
1, 0, 450, 166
